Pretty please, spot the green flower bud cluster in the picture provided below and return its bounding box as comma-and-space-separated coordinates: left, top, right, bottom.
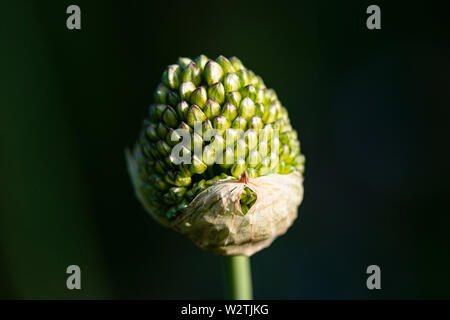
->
133, 55, 304, 222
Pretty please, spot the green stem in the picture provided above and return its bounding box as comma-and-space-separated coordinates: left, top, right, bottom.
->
223, 255, 253, 300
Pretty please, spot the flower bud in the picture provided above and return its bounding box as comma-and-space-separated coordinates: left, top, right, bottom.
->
223, 73, 240, 92
145, 124, 159, 142
194, 54, 210, 72
249, 116, 263, 131
162, 64, 181, 90
202, 145, 216, 166
236, 69, 250, 87
221, 102, 238, 122
177, 57, 192, 69
190, 86, 207, 109
262, 103, 278, 123
204, 98, 221, 120
187, 105, 207, 127
231, 116, 247, 130
182, 62, 202, 86
162, 105, 179, 127
226, 91, 242, 107
229, 56, 245, 71
247, 149, 261, 168
156, 122, 169, 139
239, 97, 256, 120
218, 147, 234, 168
190, 155, 207, 174
231, 158, 246, 178
240, 84, 257, 101
149, 104, 166, 122
154, 83, 170, 104
213, 116, 231, 135
166, 91, 180, 107
204, 60, 224, 86
176, 101, 189, 121
179, 81, 196, 101
207, 82, 225, 105
216, 55, 236, 74
156, 140, 172, 157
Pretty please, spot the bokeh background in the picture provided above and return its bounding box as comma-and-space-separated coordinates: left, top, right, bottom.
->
1, 0, 449, 299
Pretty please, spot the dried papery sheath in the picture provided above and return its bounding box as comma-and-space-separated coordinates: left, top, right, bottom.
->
173, 172, 303, 256
127, 55, 305, 256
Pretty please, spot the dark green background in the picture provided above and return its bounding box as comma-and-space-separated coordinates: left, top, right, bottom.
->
1, 1, 449, 299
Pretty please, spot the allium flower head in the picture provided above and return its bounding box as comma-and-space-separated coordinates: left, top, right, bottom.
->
127, 55, 304, 255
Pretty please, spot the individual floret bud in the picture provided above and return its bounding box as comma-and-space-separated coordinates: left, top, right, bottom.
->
264, 88, 278, 103
218, 147, 234, 168
221, 102, 238, 122
232, 116, 247, 130
202, 119, 214, 141
177, 57, 192, 69
182, 62, 202, 86
255, 88, 264, 104
244, 129, 258, 150
216, 55, 236, 74
204, 98, 221, 120
255, 103, 265, 117
262, 103, 278, 123
166, 128, 182, 146
187, 105, 207, 127
191, 132, 203, 155
194, 54, 210, 72
226, 91, 242, 107
178, 121, 193, 133
249, 116, 264, 131
176, 101, 189, 121
149, 104, 166, 122
166, 91, 180, 107
235, 138, 248, 160
162, 105, 179, 127
156, 140, 172, 157
174, 173, 192, 187
239, 97, 256, 120
209, 135, 225, 151
229, 56, 245, 71
161, 64, 181, 89
258, 157, 271, 175
190, 155, 207, 174
207, 82, 225, 105
213, 116, 231, 135
154, 83, 170, 103
202, 145, 216, 166
204, 60, 224, 86
145, 124, 159, 141
240, 84, 257, 101
156, 122, 169, 139
258, 140, 269, 157
259, 124, 274, 142
224, 128, 240, 147
190, 86, 207, 109
179, 81, 196, 101
223, 73, 241, 92
236, 69, 250, 87
247, 149, 261, 168
231, 158, 246, 178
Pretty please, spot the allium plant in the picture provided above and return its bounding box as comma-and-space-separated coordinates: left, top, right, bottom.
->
127, 55, 305, 299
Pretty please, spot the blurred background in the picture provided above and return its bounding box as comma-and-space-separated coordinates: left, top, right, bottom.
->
1, 0, 449, 299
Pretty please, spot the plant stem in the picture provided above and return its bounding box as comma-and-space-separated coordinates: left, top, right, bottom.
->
223, 255, 253, 300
